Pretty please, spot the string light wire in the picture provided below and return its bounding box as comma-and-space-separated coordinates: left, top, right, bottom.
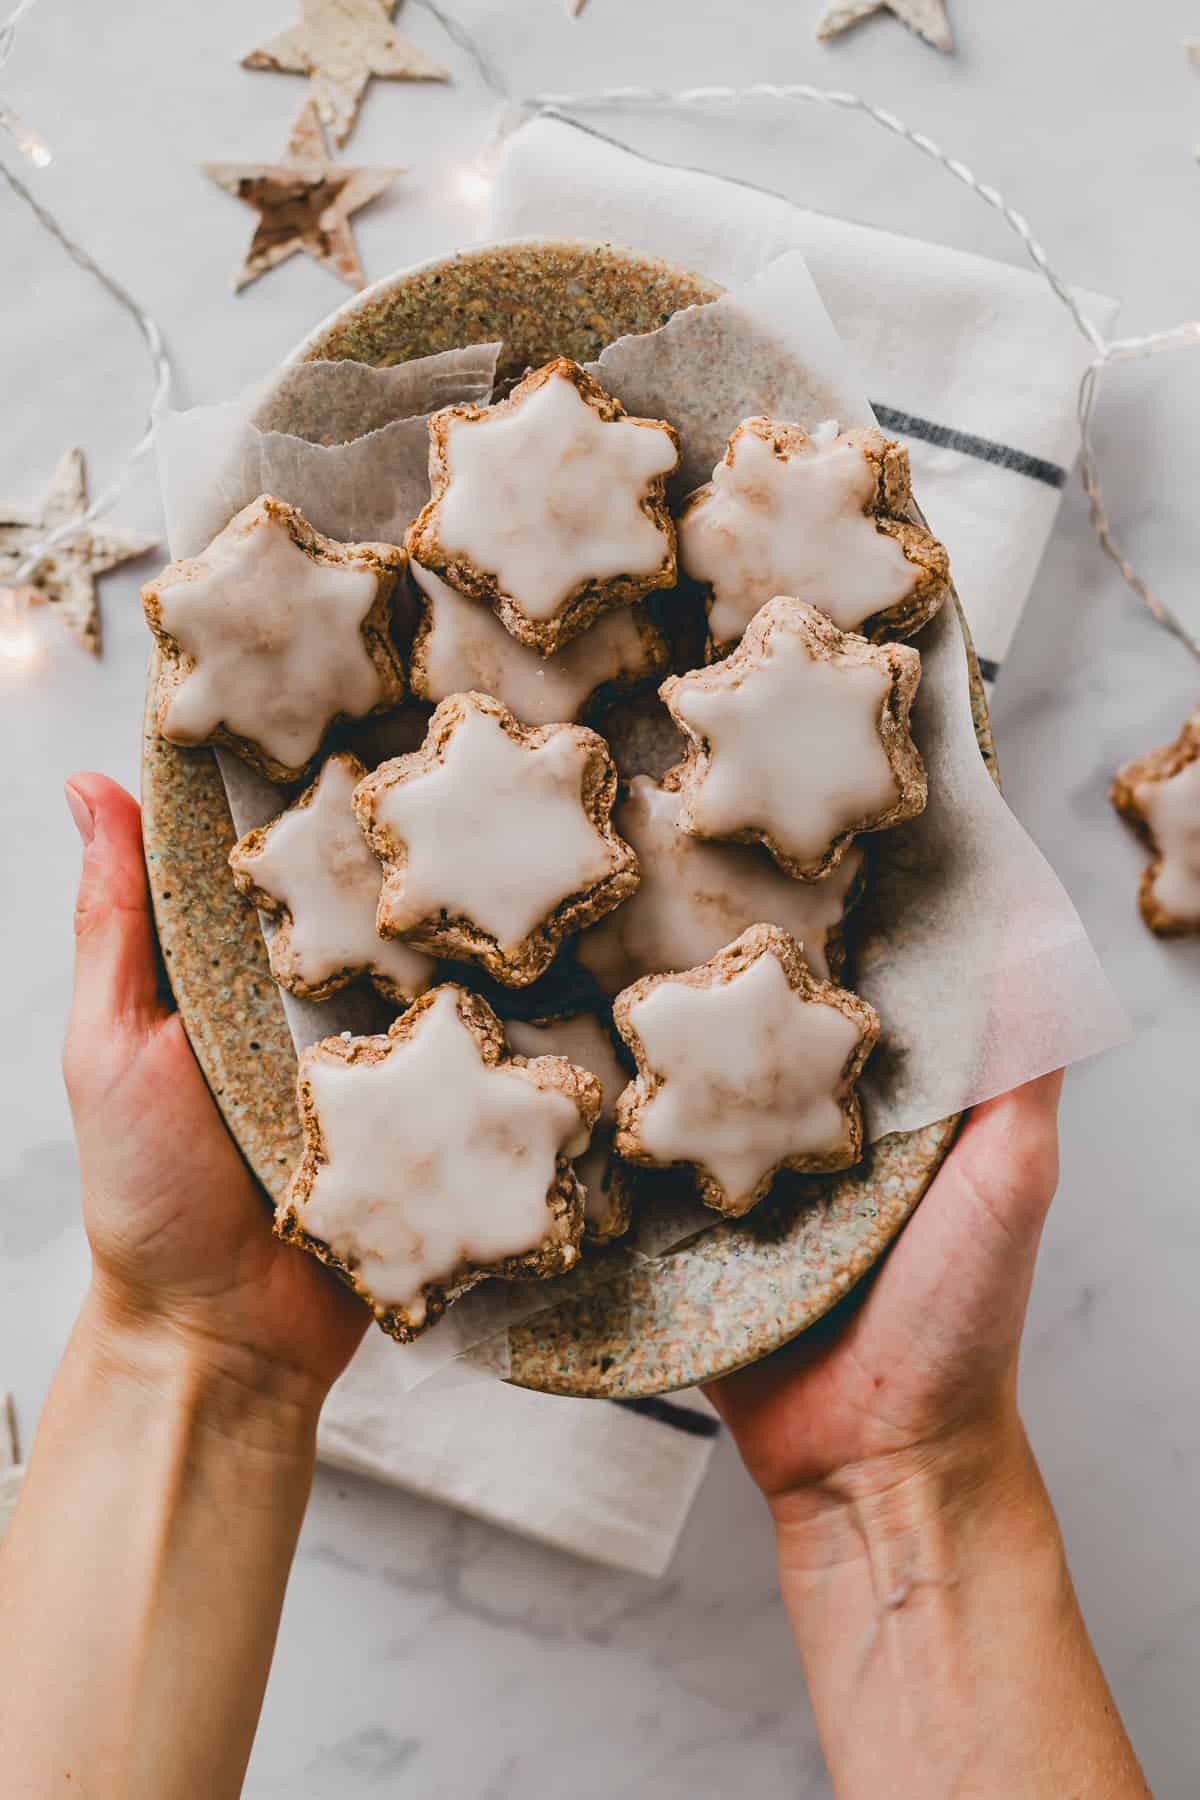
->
507, 79, 1200, 663
0, 0, 171, 592
4, 0, 1197, 660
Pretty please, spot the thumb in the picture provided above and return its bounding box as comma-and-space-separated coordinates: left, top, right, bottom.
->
65, 774, 167, 1050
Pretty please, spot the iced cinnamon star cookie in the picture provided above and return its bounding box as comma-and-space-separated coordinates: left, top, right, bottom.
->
508, 1012, 633, 1243
353, 691, 640, 986
409, 561, 668, 725
613, 925, 879, 1218
142, 495, 406, 782
406, 358, 680, 656
577, 775, 864, 994
1111, 709, 1200, 937
662, 598, 926, 882
678, 417, 949, 652
228, 753, 434, 1006
279, 985, 601, 1341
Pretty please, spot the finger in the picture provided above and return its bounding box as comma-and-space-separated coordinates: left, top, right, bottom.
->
65, 774, 167, 1038
938, 1068, 1064, 1248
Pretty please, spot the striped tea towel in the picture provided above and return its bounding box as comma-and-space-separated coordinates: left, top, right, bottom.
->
316, 116, 1117, 1578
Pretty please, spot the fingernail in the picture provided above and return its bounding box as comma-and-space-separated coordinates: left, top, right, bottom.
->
65, 781, 95, 846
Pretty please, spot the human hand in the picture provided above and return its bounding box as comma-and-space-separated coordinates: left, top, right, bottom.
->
707, 1072, 1063, 1522
62, 773, 367, 1416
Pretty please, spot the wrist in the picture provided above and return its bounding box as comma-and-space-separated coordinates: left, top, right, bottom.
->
771, 1407, 1069, 1687
75, 1281, 325, 1465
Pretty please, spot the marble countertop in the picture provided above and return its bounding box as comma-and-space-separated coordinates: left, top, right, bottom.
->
2, 0, 1198, 1793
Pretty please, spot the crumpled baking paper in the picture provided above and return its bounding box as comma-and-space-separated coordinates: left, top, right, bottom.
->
154, 250, 1126, 1384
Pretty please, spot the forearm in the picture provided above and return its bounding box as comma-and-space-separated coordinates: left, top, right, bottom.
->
0, 1292, 319, 1799
775, 1421, 1149, 1799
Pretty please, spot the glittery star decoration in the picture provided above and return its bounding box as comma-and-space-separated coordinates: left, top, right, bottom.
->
204, 99, 402, 293
242, 0, 447, 149
816, 0, 953, 52
0, 450, 155, 656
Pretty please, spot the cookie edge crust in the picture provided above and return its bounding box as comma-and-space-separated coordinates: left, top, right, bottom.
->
407, 571, 671, 724
142, 494, 408, 784
278, 983, 600, 1341
611, 922, 881, 1218
353, 691, 642, 987
406, 357, 681, 657
1111, 710, 1200, 937
677, 419, 951, 654
661, 598, 928, 882
227, 750, 433, 1008
511, 1007, 637, 1245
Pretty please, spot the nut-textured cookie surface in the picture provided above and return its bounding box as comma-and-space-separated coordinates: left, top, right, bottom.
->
662, 597, 926, 882
1111, 709, 1200, 936
576, 774, 864, 993
508, 1012, 634, 1243
677, 418, 949, 651
409, 560, 667, 724
228, 752, 434, 1005
613, 925, 879, 1217
353, 691, 640, 986
280, 984, 601, 1339
142, 494, 406, 782
406, 358, 680, 655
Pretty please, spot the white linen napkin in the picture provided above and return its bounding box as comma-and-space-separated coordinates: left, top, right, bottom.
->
316, 114, 1118, 1578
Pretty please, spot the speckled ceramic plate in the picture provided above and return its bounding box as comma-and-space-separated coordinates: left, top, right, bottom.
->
142, 238, 996, 1398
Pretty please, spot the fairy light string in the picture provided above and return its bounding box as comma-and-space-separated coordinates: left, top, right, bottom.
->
0, 0, 171, 641
3, 0, 1197, 663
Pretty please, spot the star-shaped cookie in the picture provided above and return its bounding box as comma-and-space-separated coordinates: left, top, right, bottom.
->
661, 597, 926, 881
677, 418, 949, 652
242, 0, 447, 149
142, 494, 406, 783
353, 691, 640, 985
613, 925, 879, 1217
1111, 709, 1200, 937
508, 1012, 634, 1242
816, 0, 953, 51
409, 561, 668, 725
229, 753, 434, 1004
0, 449, 155, 656
407, 358, 680, 655
204, 98, 402, 292
280, 985, 601, 1339
576, 774, 865, 994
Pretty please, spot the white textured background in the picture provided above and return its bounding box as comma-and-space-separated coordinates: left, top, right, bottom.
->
1, 1, 1198, 1794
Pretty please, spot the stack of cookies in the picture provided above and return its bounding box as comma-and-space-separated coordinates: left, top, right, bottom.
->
142, 358, 950, 1341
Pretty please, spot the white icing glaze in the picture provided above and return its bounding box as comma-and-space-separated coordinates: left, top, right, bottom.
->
157, 500, 385, 768
577, 776, 860, 992
370, 701, 621, 952
230, 755, 433, 999
679, 423, 916, 643
295, 990, 590, 1319
625, 951, 861, 1203
1138, 758, 1200, 921
433, 369, 677, 621
410, 561, 659, 724
508, 1014, 627, 1232
668, 617, 900, 868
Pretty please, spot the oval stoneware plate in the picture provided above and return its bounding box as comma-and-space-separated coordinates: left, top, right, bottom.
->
142, 238, 995, 1398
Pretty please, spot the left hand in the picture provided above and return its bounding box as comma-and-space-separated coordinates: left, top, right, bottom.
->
62, 773, 367, 1410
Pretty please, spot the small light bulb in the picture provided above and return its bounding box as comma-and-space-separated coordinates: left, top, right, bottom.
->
456, 163, 493, 206
0, 104, 52, 167
0, 586, 38, 667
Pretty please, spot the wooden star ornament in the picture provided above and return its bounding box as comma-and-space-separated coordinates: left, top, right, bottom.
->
817, 0, 953, 52
0, 450, 155, 656
204, 99, 402, 293
242, 0, 447, 149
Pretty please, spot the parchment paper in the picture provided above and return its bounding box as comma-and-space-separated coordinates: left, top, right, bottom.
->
154, 250, 1125, 1384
